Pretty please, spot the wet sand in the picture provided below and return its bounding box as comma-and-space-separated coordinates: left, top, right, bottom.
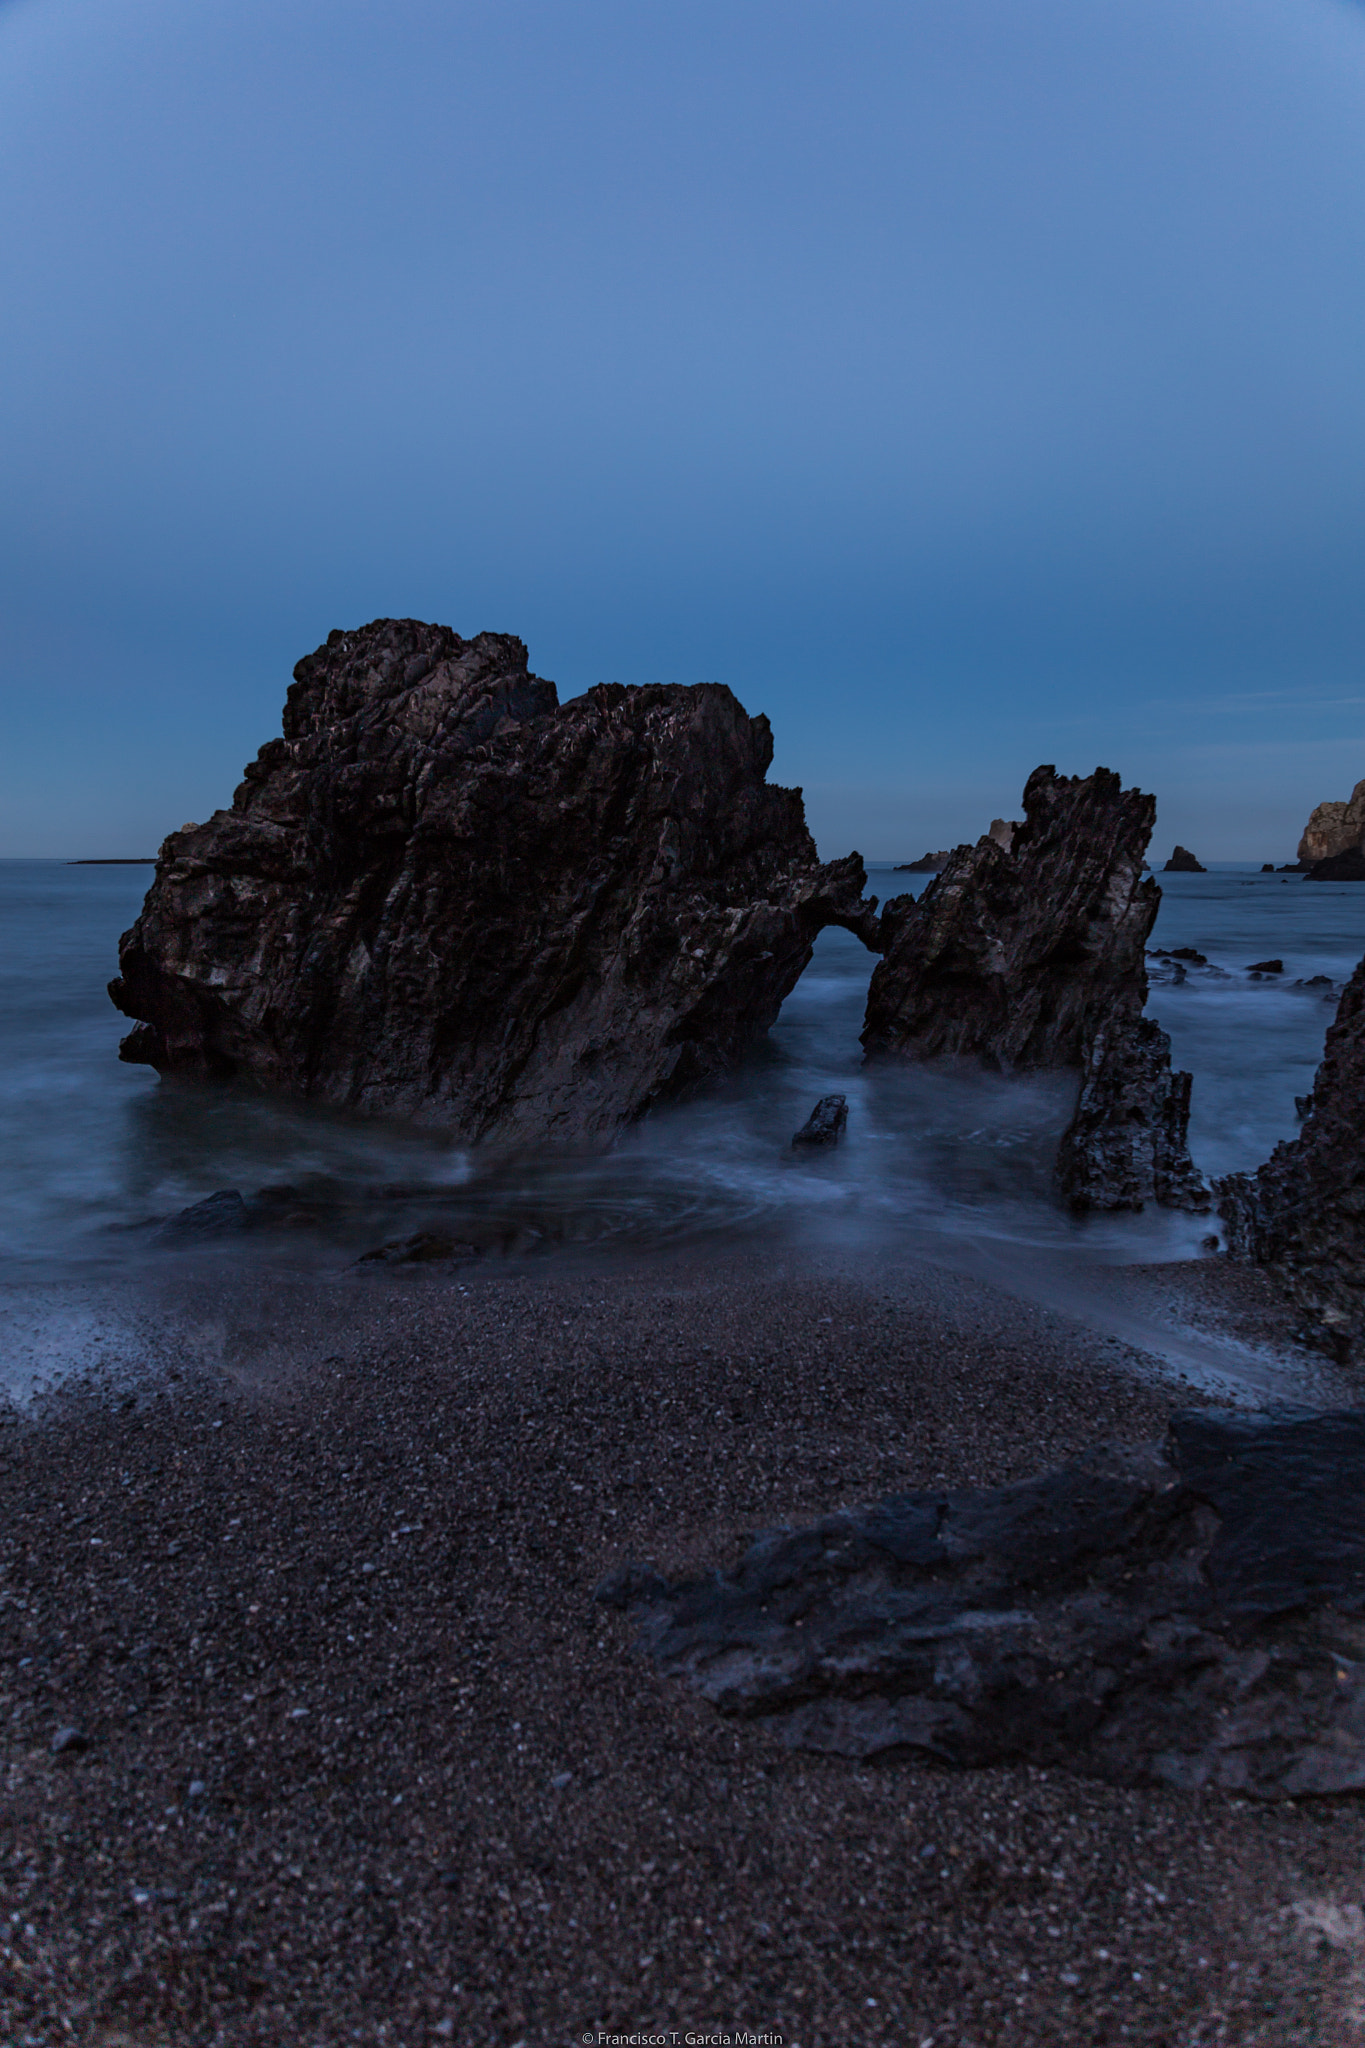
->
2, 1245, 1364, 2046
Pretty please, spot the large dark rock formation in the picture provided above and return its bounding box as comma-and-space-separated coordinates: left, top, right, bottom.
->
597, 1407, 1365, 1799
862, 767, 1206, 1210
1163, 845, 1206, 873
1219, 957, 1365, 1354
110, 620, 874, 1147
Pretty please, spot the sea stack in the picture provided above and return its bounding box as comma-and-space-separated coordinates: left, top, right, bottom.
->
1163, 846, 1206, 873
863, 767, 1207, 1210
110, 619, 876, 1147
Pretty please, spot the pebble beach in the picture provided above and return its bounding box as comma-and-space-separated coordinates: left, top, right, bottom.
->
3, 1245, 1364, 2046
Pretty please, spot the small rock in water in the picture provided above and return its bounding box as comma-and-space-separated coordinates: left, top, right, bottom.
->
152, 1190, 249, 1245
1261, 862, 1275, 871
792, 1095, 848, 1149
52, 1726, 88, 1757
1163, 845, 1206, 872
1246, 959, 1284, 975
358, 1232, 481, 1266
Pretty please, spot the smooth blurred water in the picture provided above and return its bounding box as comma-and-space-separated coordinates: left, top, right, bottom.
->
2, 858, 1362, 1281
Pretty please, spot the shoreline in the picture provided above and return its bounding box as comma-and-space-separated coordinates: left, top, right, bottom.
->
2, 1245, 1363, 2042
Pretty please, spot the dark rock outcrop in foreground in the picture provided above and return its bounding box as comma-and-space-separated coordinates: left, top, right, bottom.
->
598, 1407, 1365, 1799
110, 620, 873, 1147
863, 766, 1207, 1210
1163, 846, 1206, 873
1220, 957, 1365, 1355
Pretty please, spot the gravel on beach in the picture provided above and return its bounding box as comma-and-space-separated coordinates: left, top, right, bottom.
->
2, 1248, 1364, 2046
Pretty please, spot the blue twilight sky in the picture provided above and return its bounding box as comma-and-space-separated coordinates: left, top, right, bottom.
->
2, 0, 1364, 862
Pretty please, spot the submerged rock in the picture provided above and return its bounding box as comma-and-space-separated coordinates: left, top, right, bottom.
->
357, 1232, 481, 1266
1220, 956, 1365, 1355
1247, 959, 1284, 975
862, 766, 1205, 1210
791, 1095, 848, 1149
1163, 846, 1206, 872
110, 620, 875, 1148
152, 1190, 250, 1245
598, 1407, 1365, 1798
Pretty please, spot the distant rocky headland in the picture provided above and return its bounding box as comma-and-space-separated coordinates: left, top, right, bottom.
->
1299, 778, 1365, 867
1293, 778, 1365, 878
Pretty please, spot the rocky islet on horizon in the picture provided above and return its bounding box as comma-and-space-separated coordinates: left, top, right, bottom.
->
1299, 777, 1365, 868
1287, 777, 1365, 878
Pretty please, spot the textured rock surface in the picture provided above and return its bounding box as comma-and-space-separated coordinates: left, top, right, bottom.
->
1057, 1015, 1209, 1211
862, 766, 1204, 1209
1220, 958, 1365, 1354
864, 768, 1157, 1068
110, 620, 875, 1147
1163, 846, 1206, 873
598, 1408, 1365, 1798
1299, 779, 1365, 866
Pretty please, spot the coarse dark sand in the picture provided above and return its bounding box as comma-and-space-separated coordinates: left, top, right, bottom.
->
2, 1244, 1364, 2047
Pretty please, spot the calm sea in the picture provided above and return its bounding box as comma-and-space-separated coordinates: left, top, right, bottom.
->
2, 858, 1363, 1282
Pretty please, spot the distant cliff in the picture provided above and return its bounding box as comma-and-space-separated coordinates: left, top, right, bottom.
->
1298, 779, 1365, 867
